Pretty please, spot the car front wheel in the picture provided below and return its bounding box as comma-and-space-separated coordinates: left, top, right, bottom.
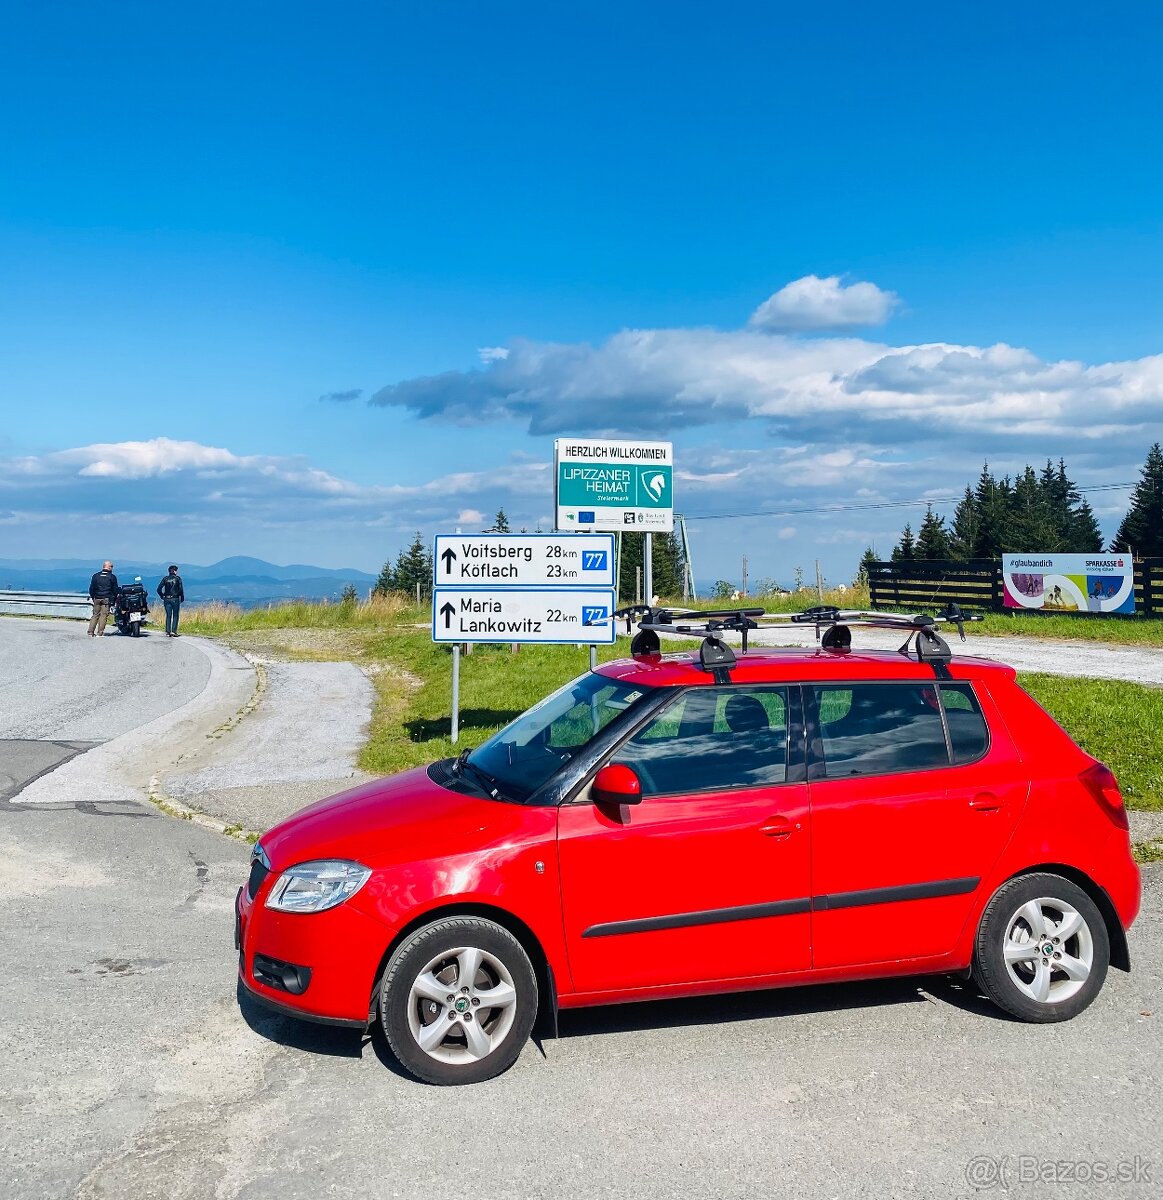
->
380, 916, 538, 1085
973, 872, 1109, 1023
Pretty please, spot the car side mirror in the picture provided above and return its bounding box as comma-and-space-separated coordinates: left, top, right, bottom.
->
592, 763, 642, 806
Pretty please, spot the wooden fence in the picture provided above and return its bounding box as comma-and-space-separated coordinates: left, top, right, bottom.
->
868, 558, 1163, 617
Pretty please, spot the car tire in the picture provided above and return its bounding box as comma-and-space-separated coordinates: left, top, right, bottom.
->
380, 916, 538, 1085
973, 872, 1109, 1023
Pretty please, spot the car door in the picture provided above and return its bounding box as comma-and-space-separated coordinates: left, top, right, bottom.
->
806, 680, 1026, 969
557, 684, 812, 995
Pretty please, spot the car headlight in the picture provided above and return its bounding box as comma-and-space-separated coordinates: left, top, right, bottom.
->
264, 859, 371, 913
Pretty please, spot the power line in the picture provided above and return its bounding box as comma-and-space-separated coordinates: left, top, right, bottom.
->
682, 481, 1136, 523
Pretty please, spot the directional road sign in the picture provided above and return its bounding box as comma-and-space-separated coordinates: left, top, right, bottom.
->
434, 533, 615, 588
432, 589, 616, 644
554, 438, 673, 533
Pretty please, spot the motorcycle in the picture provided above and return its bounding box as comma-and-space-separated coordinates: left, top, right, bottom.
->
113, 577, 151, 637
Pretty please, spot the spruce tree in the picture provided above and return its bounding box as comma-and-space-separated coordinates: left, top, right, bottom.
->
855, 546, 880, 585
393, 531, 432, 599
373, 558, 396, 596
1070, 497, 1104, 552
916, 505, 952, 559
1007, 465, 1056, 551
891, 523, 916, 561
486, 508, 511, 533
1111, 443, 1163, 556
617, 531, 684, 600
948, 487, 979, 560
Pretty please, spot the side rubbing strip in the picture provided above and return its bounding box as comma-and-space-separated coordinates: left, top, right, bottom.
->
814, 876, 979, 912
583, 877, 980, 938
582, 898, 811, 939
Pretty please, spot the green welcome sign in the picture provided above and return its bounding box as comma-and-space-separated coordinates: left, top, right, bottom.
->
554, 439, 674, 532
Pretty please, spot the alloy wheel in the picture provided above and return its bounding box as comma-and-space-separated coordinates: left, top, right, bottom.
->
1002, 896, 1093, 1005
406, 945, 519, 1064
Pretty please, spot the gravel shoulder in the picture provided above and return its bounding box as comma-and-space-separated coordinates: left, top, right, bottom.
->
160, 656, 375, 832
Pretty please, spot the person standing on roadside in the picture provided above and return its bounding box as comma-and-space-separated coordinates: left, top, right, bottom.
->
87, 561, 118, 637
157, 564, 185, 637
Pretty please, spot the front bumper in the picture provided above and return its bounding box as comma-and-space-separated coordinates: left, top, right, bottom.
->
235, 881, 386, 1026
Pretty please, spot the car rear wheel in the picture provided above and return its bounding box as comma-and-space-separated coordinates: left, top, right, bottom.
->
973, 872, 1109, 1022
380, 916, 538, 1085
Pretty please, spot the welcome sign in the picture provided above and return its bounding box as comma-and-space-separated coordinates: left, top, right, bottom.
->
554, 439, 674, 533
1002, 553, 1135, 615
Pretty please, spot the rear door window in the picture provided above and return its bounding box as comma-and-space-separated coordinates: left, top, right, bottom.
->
812, 683, 950, 778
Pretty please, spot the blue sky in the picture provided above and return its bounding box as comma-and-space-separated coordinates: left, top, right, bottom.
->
2, 2, 1161, 582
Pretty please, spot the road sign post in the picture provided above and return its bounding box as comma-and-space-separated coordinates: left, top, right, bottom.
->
432, 533, 617, 741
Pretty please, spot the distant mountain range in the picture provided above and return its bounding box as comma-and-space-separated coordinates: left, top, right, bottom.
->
0, 557, 378, 604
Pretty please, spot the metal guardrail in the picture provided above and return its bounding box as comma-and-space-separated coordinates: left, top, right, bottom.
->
0, 590, 94, 619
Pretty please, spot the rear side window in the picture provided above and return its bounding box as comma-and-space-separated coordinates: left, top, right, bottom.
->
813, 684, 950, 778
614, 686, 789, 797
940, 683, 989, 764
813, 682, 989, 777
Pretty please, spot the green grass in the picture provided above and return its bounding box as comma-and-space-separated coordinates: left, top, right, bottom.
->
976, 612, 1163, 645
179, 593, 411, 635
1017, 673, 1163, 811
1134, 840, 1163, 864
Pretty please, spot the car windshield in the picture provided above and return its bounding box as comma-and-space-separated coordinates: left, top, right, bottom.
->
466, 672, 649, 802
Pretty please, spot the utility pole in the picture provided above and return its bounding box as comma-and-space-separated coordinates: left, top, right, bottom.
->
677, 514, 696, 600
741, 554, 749, 597
815, 559, 825, 602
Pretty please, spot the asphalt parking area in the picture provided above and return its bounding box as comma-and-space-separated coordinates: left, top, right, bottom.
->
0, 739, 96, 805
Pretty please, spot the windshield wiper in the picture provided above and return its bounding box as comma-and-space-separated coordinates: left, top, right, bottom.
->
454, 751, 514, 802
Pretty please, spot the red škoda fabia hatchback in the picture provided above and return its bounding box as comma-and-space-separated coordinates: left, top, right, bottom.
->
236, 647, 1141, 1085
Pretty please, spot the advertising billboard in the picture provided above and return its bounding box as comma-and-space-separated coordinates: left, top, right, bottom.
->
1002, 554, 1135, 615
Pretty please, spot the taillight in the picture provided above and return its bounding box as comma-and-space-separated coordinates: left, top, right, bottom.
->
1080, 761, 1129, 830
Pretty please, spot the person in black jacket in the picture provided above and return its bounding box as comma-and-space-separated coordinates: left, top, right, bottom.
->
88, 561, 118, 637
157, 565, 185, 636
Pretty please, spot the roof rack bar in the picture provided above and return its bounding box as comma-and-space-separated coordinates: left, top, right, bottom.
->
613, 602, 982, 678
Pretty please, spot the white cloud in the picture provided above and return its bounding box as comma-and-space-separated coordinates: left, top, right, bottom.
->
748, 275, 899, 331
369, 305, 1163, 461
478, 346, 510, 363
778, 526, 796, 540
455, 508, 484, 525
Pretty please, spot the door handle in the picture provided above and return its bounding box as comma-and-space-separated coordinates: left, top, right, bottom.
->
759, 816, 799, 838
969, 792, 1003, 813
